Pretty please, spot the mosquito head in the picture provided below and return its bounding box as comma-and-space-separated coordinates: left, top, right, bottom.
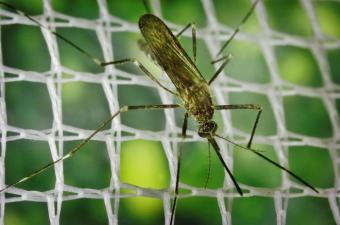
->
198, 121, 218, 138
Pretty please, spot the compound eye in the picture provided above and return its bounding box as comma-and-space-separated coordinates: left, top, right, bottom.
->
198, 130, 209, 138
209, 121, 218, 133
198, 121, 218, 138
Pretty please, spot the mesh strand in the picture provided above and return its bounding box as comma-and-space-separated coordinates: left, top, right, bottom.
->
0, 0, 339, 224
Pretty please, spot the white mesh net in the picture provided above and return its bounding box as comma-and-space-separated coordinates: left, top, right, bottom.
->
0, 0, 339, 225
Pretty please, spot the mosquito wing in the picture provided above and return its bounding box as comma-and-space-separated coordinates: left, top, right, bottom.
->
138, 14, 206, 91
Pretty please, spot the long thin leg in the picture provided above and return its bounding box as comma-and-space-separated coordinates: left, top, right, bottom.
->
209, 0, 261, 83
169, 149, 181, 225
176, 23, 197, 64
215, 0, 260, 58
214, 104, 262, 148
0, 2, 177, 97
169, 112, 188, 225
208, 0, 259, 84
214, 134, 318, 193
208, 54, 232, 85
0, 2, 103, 65
208, 138, 243, 196
204, 142, 212, 189
142, 0, 152, 14
181, 112, 189, 139
0, 104, 180, 193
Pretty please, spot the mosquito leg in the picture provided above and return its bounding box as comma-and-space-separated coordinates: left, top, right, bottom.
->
0, 2, 104, 64
208, 54, 232, 85
214, 104, 262, 148
208, 138, 243, 196
214, 0, 260, 58
141, 0, 152, 14
169, 151, 181, 225
208, 0, 260, 81
204, 142, 212, 189
0, 104, 180, 193
181, 112, 189, 139
214, 134, 318, 193
169, 112, 188, 225
176, 23, 197, 64
0, 2, 178, 96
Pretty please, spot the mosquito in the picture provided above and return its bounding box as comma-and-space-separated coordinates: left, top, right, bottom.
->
0, 1, 318, 225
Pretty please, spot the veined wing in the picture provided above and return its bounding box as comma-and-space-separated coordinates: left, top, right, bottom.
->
138, 14, 206, 91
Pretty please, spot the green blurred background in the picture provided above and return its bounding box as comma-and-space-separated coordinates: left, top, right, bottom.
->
1, 0, 339, 225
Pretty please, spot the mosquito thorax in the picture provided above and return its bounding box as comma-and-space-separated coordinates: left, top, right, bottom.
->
198, 121, 218, 138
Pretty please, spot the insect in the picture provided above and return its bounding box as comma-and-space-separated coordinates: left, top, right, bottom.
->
0, 1, 318, 224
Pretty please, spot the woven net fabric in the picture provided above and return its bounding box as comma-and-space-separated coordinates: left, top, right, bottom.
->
0, 0, 339, 224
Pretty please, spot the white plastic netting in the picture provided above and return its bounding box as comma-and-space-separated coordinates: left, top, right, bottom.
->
0, 0, 339, 225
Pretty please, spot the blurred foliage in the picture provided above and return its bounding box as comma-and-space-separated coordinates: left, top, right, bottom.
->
289, 146, 334, 189
275, 46, 322, 87
265, 0, 313, 36
1, 0, 338, 225
315, 1, 340, 39
286, 197, 335, 225
232, 197, 276, 225
284, 95, 333, 138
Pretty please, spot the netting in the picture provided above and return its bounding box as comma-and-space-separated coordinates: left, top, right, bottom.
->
0, 0, 339, 224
